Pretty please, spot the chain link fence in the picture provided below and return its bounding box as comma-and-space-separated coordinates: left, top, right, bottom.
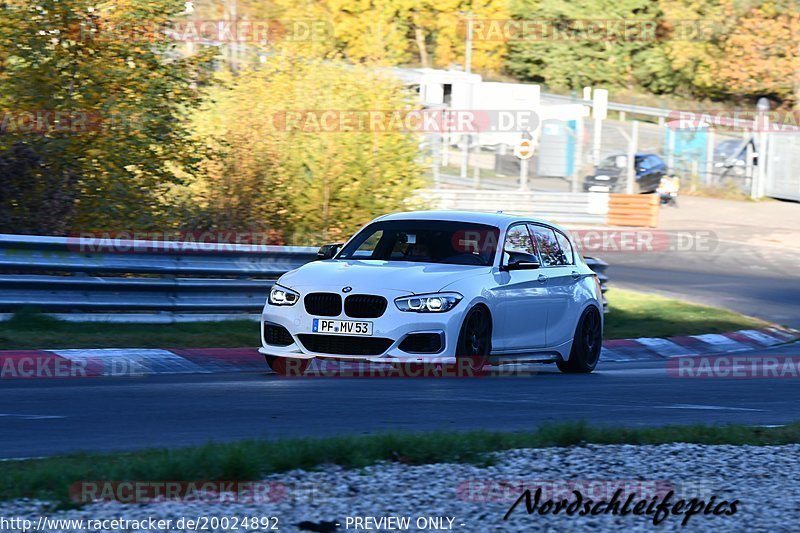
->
422, 113, 769, 196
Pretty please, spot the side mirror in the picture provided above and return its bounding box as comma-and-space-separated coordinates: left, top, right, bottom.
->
316, 243, 342, 260
502, 252, 541, 271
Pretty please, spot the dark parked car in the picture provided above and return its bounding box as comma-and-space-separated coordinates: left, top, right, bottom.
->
583, 153, 667, 193
714, 138, 757, 178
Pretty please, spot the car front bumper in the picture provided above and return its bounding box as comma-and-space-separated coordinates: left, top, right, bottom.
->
259, 290, 468, 361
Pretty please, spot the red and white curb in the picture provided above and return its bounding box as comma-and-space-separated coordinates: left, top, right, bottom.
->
0, 327, 796, 378
601, 327, 798, 362
0, 348, 267, 378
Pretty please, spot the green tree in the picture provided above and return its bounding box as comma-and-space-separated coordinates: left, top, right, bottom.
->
504, 0, 673, 94
187, 51, 425, 244
0, 0, 213, 234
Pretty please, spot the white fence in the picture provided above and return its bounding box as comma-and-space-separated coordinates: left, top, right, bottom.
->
422, 189, 609, 225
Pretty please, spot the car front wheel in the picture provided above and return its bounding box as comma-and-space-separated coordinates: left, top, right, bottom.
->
557, 306, 602, 374
456, 306, 492, 374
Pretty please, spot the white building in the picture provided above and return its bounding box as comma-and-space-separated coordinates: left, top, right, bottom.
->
390, 67, 589, 179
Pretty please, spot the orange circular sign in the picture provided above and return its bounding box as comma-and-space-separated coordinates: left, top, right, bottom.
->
514, 139, 533, 160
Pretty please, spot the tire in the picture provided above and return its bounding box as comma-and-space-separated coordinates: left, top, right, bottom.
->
455, 305, 492, 374
557, 306, 602, 374
265, 355, 311, 376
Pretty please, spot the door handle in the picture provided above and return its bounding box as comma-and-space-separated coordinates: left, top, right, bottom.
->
571, 271, 582, 280
537, 274, 548, 283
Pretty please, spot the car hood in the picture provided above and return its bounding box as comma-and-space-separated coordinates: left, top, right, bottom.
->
278, 260, 492, 294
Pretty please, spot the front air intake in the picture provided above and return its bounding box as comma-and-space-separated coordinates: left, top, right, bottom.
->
297, 334, 393, 356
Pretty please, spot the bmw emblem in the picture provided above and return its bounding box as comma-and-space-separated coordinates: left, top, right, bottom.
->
342, 286, 352, 293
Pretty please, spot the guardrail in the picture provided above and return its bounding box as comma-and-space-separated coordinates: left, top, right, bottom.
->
541, 92, 672, 119
0, 233, 608, 320
424, 189, 661, 228
434, 173, 569, 193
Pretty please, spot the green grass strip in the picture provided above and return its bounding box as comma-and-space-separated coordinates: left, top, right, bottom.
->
2, 421, 799, 504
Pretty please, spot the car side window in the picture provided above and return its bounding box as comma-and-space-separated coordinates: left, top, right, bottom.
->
529, 225, 567, 267
503, 224, 538, 264
554, 231, 574, 265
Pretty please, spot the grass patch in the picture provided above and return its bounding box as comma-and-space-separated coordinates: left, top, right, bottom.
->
0, 309, 257, 350
683, 184, 768, 202
3, 421, 800, 504
0, 288, 771, 349
604, 288, 768, 339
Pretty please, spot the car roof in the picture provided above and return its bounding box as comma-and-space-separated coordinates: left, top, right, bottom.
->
374, 210, 562, 230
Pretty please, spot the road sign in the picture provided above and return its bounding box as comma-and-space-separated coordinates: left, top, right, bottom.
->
514, 138, 534, 160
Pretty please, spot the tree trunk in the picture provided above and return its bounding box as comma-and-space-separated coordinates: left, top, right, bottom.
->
414, 26, 429, 68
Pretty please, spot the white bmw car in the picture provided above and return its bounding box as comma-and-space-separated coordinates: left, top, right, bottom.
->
260, 211, 603, 374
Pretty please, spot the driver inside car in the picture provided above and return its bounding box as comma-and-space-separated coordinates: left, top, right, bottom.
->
407, 240, 433, 261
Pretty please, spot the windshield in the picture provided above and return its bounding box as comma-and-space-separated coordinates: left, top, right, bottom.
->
598, 155, 645, 170
715, 140, 744, 158
337, 220, 500, 266
597, 156, 621, 169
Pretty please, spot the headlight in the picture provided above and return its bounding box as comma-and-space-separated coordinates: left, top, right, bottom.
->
269, 285, 299, 306
395, 292, 462, 313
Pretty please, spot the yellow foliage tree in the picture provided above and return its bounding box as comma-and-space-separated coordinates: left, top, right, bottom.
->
217, 0, 509, 74
188, 51, 425, 243
717, 3, 799, 108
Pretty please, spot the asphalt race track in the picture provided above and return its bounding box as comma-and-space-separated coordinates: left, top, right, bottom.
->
597, 201, 800, 329
2, 341, 798, 460
608, 263, 800, 329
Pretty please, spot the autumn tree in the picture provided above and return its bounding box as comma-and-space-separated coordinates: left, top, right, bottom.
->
651, 0, 798, 107
0, 0, 213, 234
187, 51, 425, 243
715, 0, 799, 109
211, 0, 509, 74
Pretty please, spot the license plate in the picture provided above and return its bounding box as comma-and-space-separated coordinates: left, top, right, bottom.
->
589, 185, 610, 192
312, 318, 373, 336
